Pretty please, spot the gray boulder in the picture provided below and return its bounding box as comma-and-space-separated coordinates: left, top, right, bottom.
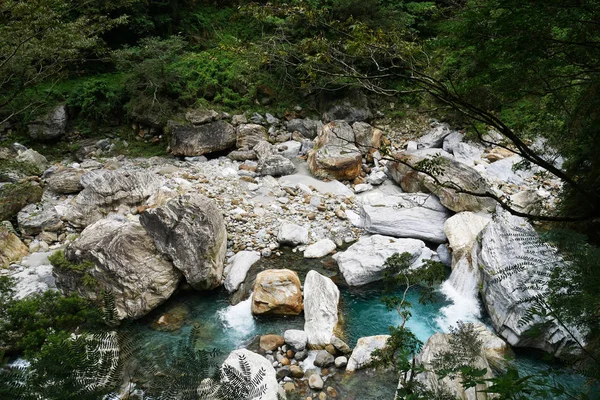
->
28, 105, 67, 140
286, 119, 323, 139
257, 154, 296, 177
314, 350, 334, 367
443, 212, 491, 265
64, 170, 162, 228
17, 203, 62, 235
346, 335, 390, 372
322, 91, 372, 123
185, 108, 219, 125
46, 167, 84, 194
169, 120, 236, 156
277, 223, 309, 245
417, 123, 453, 149
334, 234, 435, 286
140, 194, 227, 290
57, 217, 182, 320
224, 250, 260, 293
237, 124, 268, 149
284, 329, 308, 351
304, 270, 340, 347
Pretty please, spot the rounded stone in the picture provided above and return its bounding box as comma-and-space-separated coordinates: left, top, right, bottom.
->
308, 374, 324, 390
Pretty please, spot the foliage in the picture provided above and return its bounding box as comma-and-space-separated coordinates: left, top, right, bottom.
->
48, 250, 94, 273
66, 75, 127, 124
0, 181, 43, 221
0, 158, 43, 181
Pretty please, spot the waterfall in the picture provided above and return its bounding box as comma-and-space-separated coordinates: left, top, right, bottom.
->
217, 295, 255, 338
436, 256, 482, 331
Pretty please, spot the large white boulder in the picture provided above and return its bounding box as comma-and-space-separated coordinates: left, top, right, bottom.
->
443, 212, 491, 264
277, 223, 309, 245
304, 239, 336, 258
334, 234, 435, 286
224, 251, 261, 292
304, 270, 340, 348
346, 335, 390, 372
218, 349, 279, 400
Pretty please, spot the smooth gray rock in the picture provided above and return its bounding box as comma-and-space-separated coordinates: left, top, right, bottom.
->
330, 336, 351, 354
17, 203, 62, 235
286, 119, 323, 139
237, 124, 268, 149
473, 208, 582, 357
28, 105, 67, 140
304, 271, 340, 347
442, 131, 465, 153
453, 142, 484, 166
169, 120, 236, 156
64, 170, 162, 228
308, 373, 324, 390
274, 141, 302, 159
436, 244, 452, 267
346, 335, 390, 372
483, 155, 536, 185
257, 154, 296, 176
46, 168, 84, 194
277, 223, 309, 245
444, 212, 491, 265
359, 192, 450, 243
334, 356, 348, 368
322, 91, 372, 123
140, 194, 227, 290
334, 234, 435, 286
57, 217, 182, 320
314, 350, 334, 367
417, 123, 452, 149
224, 250, 260, 293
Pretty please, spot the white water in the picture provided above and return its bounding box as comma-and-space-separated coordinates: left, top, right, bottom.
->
217, 295, 255, 339
436, 256, 482, 331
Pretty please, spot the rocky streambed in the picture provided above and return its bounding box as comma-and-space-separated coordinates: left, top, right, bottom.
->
0, 111, 587, 399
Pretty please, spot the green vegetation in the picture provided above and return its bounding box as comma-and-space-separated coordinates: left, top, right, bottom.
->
48, 250, 94, 273
0, 181, 43, 221
0, 158, 43, 181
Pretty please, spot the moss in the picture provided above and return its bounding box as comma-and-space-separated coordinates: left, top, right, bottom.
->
0, 181, 43, 221
0, 158, 43, 181
48, 250, 94, 273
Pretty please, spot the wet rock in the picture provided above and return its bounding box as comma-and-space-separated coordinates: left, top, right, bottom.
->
304, 271, 340, 347
151, 303, 190, 332
260, 334, 285, 352
443, 212, 491, 265
140, 194, 227, 290
314, 350, 334, 367
251, 269, 303, 316
284, 329, 308, 351
330, 336, 351, 354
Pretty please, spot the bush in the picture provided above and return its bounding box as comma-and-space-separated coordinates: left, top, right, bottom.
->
66, 75, 127, 124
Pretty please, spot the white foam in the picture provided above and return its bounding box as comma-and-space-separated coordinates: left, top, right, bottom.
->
436, 257, 482, 331
217, 295, 255, 337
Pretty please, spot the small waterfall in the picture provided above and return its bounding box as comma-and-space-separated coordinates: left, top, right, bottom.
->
436, 256, 482, 331
217, 295, 255, 338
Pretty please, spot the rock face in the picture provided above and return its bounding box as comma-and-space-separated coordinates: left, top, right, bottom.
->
46, 167, 84, 194
473, 209, 581, 357
334, 235, 434, 286
307, 121, 363, 181
413, 324, 509, 400
443, 212, 491, 264
17, 203, 63, 235
28, 105, 67, 140
56, 217, 181, 320
303, 270, 340, 348
169, 120, 236, 156
346, 335, 390, 372
224, 250, 261, 293
359, 192, 450, 243
389, 150, 496, 213
219, 349, 279, 400
0, 226, 28, 267
139, 194, 227, 291
64, 170, 162, 228
237, 124, 268, 149
251, 269, 303, 315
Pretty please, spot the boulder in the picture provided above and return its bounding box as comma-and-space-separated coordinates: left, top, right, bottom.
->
322, 90, 372, 123
442, 131, 465, 153
352, 122, 382, 155
314, 350, 334, 367
251, 269, 303, 315
330, 336, 351, 354
286, 119, 323, 139
359, 192, 450, 243
307, 121, 362, 181
139, 194, 227, 291
224, 250, 261, 293
304, 239, 336, 259
284, 329, 308, 351
389, 150, 496, 212
257, 154, 296, 176
15, 149, 48, 174
219, 349, 279, 400
274, 141, 302, 159
277, 223, 309, 245
443, 212, 491, 265
304, 270, 340, 347
46, 167, 84, 194
483, 155, 535, 186
56, 217, 181, 320
237, 124, 268, 149
260, 334, 285, 352
0, 181, 43, 221
0, 226, 28, 267
64, 170, 162, 228
334, 235, 435, 286
28, 105, 67, 140
17, 203, 62, 235
473, 208, 581, 357
334, 356, 348, 368
169, 120, 236, 156
417, 123, 453, 149
185, 108, 219, 125
228, 149, 257, 161
453, 142, 484, 166
346, 335, 390, 372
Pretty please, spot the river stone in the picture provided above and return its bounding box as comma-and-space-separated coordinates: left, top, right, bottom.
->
334, 235, 435, 286
169, 120, 236, 156
443, 212, 491, 265
28, 104, 67, 140
314, 350, 334, 367
185, 108, 219, 125
352, 121, 382, 156
251, 269, 303, 315
413, 324, 507, 400
286, 119, 323, 139
304, 239, 336, 258
330, 336, 351, 354
46, 167, 84, 194
15, 149, 48, 174
436, 244, 452, 267
482, 155, 536, 186
359, 192, 450, 243
389, 150, 496, 213
260, 334, 285, 352
219, 349, 279, 400
17, 203, 63, 235
224, 250, 261, 292
284, 329, 308, 351
57, 217, 182, 320
290, 365, 304, 378
274, 141, 302, 159
308, 374, 324, 390
346, 335, 390, 372
307, 120, 363, 181
277, 223, 309, 245
472, 208, 581, 357
453, 142, 485, 166
64, 170, 162, 228
0, 226, 28, 267
257, 154, 296, 176
237, 124, 268, 149
139, 194, 227, 291
304, 270, 340, 348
